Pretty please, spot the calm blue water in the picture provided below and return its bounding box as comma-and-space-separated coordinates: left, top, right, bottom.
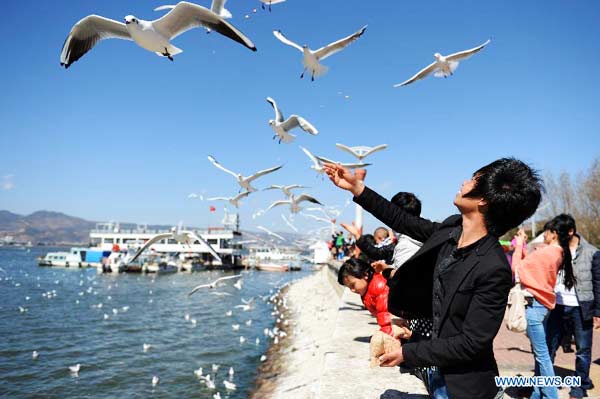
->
0, 247, 310, 398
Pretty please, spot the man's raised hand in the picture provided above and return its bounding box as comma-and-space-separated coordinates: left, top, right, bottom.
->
323, 163, 365, 197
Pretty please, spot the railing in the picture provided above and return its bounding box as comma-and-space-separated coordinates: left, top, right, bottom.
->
90, 228, 236, 235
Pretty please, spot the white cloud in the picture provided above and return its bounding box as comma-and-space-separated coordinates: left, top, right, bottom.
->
1, 174, 15, 191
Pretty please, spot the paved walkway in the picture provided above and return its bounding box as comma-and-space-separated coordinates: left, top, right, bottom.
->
495, 323, 600, 398
318, 286, 429, 399
322, 263, 600, 398
259, 263, 600, 398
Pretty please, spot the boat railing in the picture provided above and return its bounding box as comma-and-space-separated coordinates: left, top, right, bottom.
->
89, 228, 234, 235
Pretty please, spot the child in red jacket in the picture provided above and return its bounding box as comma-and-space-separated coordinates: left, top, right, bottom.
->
338, 257, 394, 335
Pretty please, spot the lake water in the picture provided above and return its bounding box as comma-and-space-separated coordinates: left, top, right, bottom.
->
0, 247, 310, 398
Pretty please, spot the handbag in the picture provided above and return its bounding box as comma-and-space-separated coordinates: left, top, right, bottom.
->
505, 266, 528, 333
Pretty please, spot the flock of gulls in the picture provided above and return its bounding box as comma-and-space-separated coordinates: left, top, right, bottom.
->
59, 0, 492, 242
7, 264, 295, 397
59, 0, 491, 84
44, 0, 495, 394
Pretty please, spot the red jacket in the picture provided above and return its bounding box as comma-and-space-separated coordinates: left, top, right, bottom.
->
362, 273, 393, 335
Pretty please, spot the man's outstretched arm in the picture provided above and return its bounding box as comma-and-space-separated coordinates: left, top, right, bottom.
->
324, 163, 438, 243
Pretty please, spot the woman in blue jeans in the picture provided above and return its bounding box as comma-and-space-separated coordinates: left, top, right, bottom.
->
512, 221, 575, 399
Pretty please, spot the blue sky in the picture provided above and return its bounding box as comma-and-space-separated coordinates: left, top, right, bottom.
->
1, 0, 599, 235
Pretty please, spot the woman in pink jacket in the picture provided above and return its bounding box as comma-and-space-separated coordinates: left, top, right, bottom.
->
512, 218, 576, 399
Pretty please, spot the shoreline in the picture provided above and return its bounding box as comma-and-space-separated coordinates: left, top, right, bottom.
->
251, 266, 340, 398
251, 264, 430, 399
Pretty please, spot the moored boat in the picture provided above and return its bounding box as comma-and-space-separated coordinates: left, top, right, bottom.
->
38, 247, 110, 268
255, 262, 290, 272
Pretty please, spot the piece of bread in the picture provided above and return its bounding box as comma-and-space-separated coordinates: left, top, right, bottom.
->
369, 328, 401, 368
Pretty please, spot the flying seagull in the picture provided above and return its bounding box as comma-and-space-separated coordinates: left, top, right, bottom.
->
259, 0, 286, 11
234, 297, 256, 311
207, 155, 282, 192
263, 184, 307, 198
300, 146, 370, 174
266, 97, 318, 143
394, 39, 491, 87
301, 212, 334, 225
155, 0, 230, 34
60, 1, 256, 68
257, 226, 286, 241
207, 191, 251, 208
273, 25, 367, 80
281, 214, 298, 232
305, 206, 341, 218
267, 194, 323, 214
128, 228, 221, 264
335, 143, 388, 163
188, 275, 242, 296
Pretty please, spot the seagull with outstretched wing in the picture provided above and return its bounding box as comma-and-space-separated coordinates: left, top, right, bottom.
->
257, 226, 286, 241
281, 214, 298, 232
300, 146, 370, 174
60, 1, 255, 69
207, 155, 282, 192
235, 297, 255, 311
267, 193, 323, 214
207, 191, 251, 208
128, 228, 221, 264
394, 39, 491, 87
155, 0, 232, 34
263, 184, 307, 198
273, 25, 366, 81
301, 212, 334, 225
335, 143, 388, 162
188, 274, 242, 296
266, 97, 318, 143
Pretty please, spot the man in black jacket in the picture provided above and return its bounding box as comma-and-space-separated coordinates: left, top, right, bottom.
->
324, 158, 542, 399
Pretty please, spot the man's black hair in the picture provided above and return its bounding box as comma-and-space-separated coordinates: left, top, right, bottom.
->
465, 157, 543, 237
390, 192, 422, 217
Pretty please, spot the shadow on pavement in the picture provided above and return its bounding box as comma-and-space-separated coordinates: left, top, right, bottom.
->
380, 389, 428, 398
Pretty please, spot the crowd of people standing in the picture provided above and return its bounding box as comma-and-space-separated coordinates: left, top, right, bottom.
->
324, 158, 599, 399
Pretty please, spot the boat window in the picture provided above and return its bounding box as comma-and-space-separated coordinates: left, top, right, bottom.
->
208, 239, 218, 245
104, 238, 114, 244
167, 239, 177, 244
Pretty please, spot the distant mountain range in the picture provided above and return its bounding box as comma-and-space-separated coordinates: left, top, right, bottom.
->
0, 210, 96, 245
0, 210, 303, 246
